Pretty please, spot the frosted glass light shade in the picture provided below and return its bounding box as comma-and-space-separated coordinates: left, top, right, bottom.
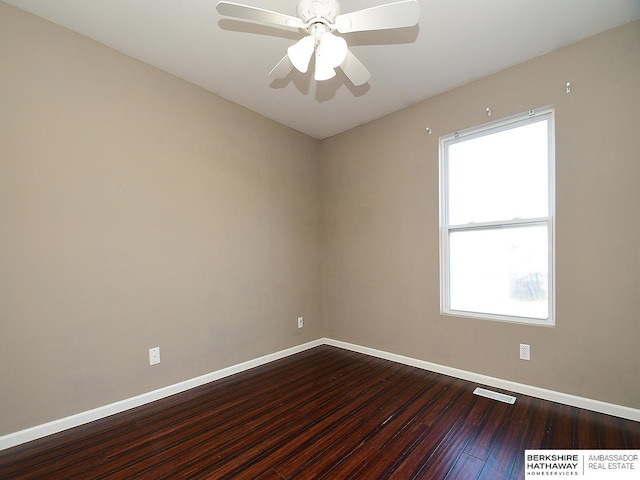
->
314, 54, 336, 81
287, 36, 314, 73
317, 32, 347, 68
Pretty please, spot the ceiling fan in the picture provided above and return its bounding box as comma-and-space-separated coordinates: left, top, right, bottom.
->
216, 0, 420, 86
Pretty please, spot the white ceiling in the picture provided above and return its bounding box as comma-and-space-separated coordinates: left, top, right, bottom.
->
5, 0, 640, 139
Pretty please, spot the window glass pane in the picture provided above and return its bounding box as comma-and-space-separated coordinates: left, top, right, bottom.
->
449, 225, 548, 320
448, 119, 549, 225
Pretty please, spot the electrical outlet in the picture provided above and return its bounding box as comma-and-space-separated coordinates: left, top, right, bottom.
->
149, 347, 161, 365
519, 344, 530, 361
297, 316, 304, 329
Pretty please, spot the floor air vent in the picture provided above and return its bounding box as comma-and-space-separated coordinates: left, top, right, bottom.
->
473, 387, 516, 404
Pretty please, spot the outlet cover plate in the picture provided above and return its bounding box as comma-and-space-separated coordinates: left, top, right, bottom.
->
519, 343, 530, 361
149, 347, 161, 365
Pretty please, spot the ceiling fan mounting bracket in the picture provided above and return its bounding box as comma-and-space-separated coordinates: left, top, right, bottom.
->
297, 0, 341, 25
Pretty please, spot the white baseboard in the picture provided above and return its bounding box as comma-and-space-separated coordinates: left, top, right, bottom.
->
2, 337, 638, 452
324, 338, 640, 423
0, 339, 324, 452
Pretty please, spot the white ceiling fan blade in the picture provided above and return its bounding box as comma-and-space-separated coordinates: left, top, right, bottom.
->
269, 55, 293, 79
340, 49, 371, 86
216, 1, 305, 30
287, 36, 315, 73
334, 0, 420, 34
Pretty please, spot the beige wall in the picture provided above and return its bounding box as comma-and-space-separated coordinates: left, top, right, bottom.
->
1, 1, 638, 437
0, 3, 322, 435
322, 21, 640, 409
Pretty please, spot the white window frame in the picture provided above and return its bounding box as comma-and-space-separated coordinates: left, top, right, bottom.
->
439, 107, 556, 326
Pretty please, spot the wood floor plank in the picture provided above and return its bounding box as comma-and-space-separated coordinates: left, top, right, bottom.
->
413, 420, 478, 479
464, 395, 494, 426
463, 400, 510, 460
1, 345, 639, 480
387, 383, 473, 479
598, 412, 630, 449
254, 468, 286, 480
508, 400, 553, 480
475, 392, 535, 479
445, 453, 485, 480
476, 417, 527, 480
575, 407, 602, 449
544, 403, 576, 448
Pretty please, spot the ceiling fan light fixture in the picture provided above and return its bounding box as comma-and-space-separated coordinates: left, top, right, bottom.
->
287, 36, 315, 73
216, 0, 421, 86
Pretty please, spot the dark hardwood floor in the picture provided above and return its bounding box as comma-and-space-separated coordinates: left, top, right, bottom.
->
1, 345, 639, 479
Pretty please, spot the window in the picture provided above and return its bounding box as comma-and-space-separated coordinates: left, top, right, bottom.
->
439, 108, 555, 325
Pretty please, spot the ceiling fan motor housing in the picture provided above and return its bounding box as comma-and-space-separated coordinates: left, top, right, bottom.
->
297, 0, 341, 23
